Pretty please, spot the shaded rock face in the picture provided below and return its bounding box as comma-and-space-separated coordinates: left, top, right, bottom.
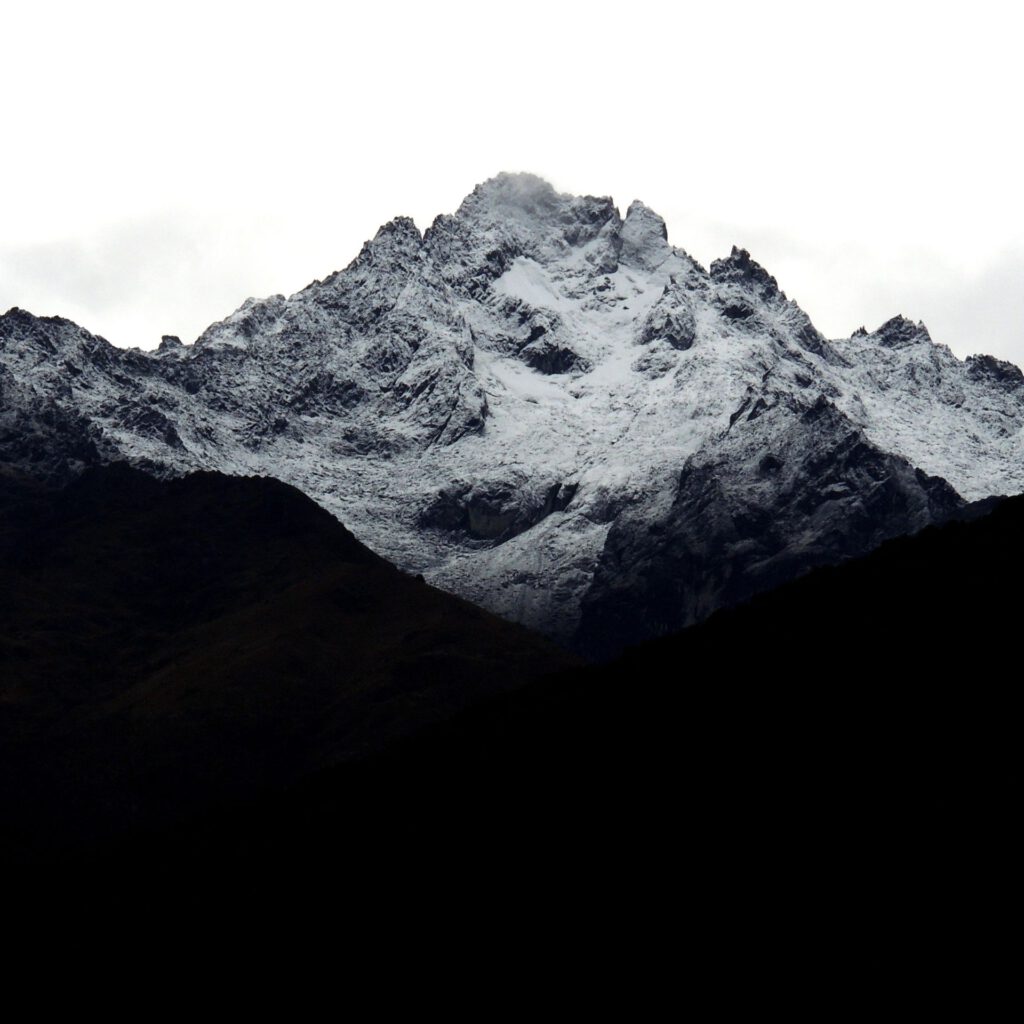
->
419, 477, 578, 544
966, 353, 1024, 390
873, 315, 931, 349
619, 201, 670, 272
3, 173, 1024, 656
0, 373, 103, 484
637, 279, 696, 350
520, 337, 590, 375
576, 396, 963, 657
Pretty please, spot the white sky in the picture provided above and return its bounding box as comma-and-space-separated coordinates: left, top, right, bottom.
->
2, 0, 1023, 363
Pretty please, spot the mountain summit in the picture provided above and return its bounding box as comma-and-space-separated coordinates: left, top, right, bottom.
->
3, 173, 1022, 652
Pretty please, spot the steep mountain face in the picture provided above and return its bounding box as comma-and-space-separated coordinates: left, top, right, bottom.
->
3, 172, 1023, 652
576, 397, 963, 656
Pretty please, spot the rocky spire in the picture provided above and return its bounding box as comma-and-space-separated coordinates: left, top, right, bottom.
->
872, 315, 931, 348
619, 201, 671, 272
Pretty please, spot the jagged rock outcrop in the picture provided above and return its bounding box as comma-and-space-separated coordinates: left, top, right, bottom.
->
576, 394, 963, 657
3, 173, 1024, 654
637, 278, 697, 351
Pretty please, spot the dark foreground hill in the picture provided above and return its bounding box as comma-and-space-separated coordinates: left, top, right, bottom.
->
0, 465, 578, 862
88, 488, 1016, 960
3, 467, 1015, 978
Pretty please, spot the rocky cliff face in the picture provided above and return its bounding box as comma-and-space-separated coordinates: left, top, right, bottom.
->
3, 173, 1023, 653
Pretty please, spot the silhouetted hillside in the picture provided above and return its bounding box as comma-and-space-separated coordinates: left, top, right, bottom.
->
3, 465, 1015, 977
0, 465, 578, 862
110, 489, 1018, 965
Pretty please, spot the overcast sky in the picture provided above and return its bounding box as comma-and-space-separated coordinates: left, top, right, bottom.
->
3, 0, 1023, 364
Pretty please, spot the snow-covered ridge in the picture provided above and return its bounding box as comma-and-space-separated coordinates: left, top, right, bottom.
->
2, 172, 1022, 650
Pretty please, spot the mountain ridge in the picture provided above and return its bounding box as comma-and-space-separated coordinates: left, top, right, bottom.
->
3, 172, 1023, 653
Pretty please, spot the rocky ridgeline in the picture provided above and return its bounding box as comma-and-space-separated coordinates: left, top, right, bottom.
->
3, 173, 1023, 653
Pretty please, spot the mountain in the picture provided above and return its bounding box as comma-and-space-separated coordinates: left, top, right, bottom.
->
0, 465, 577, 861
3, 172, 1023, 653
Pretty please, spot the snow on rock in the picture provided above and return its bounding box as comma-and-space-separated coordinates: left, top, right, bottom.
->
3, 173, 1023, 653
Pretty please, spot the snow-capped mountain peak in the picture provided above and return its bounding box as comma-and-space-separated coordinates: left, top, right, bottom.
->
3, 173, 1022, 653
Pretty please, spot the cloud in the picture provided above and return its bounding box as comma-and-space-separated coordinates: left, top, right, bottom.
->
0, 211, 319, 348
656, 209, 1024, 365
886, 251, 1024, 364
2, 4, 1022, 362
4, 202, 1023, 370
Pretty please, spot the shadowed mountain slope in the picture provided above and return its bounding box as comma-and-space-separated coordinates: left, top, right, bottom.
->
0, 465, 578, 861
4, 470, 1015, 983
118, 490, 1017, 936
